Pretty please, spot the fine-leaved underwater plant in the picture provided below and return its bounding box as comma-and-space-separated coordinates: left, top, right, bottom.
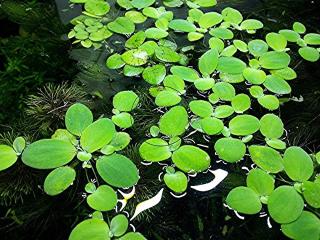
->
1, 0, 320, 239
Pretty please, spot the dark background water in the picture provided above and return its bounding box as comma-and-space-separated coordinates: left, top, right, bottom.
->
0, 0, 319, 239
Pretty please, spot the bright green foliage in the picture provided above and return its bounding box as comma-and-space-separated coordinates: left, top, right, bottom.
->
139, 138, 171, 162
69, 219, 110, 240
159, 106, 188, 137
214, 137, 246, 163
110, 214, 129, 237
65, 103, 93, 136
44, 166, 76, 196
164, 167, 188, 193
87, 185, 117, 211
0, 145, 18, 171
96, 154, 139, 188
246, 169, 275, 196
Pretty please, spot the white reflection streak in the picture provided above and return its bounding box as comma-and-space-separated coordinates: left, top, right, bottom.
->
190, 169, 228, 192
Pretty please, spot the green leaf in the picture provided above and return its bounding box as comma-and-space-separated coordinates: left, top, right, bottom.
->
108, 132, 131, 151
231, 94, 251, 113
125, 11, 147, 24
267, 186, 304, 224
159, 106, 189, 137
266, 32, 287, 51
260, 114, 284, 139
270, 67, 297, 80
155, 91, 181, 107
170, 66, 199, 82
22, 139, 76, 169
125, 31, 146, 49
0, 145, 18, 171
145, 28, 168, 39
302, 181, 320, 208
164, 75, 185, 94
221, 7, 243, 25
213, 82, 236, 101
233, 40, 248, 52
198, 12, 223, 29
142, 64, 166, 85
69, 219, 110, 240
248, 39, 269, 57
213, 105, 234, 118
119, 232, 146, 240
209, 28, 234, 40
226, 186, 262, 214
193, 0, 217, 7
249, 86, 264, 98
304, 33, 320, 45
87, 185, 117, 211
164, 170, 188, 193
266, 139, 286, 150
84, 0, 110, 16
259, 51, 291, 69
123, 65, 144, 76
298, 47, 320, 62
263, 75, 292, 94
113, 91, 139, 112
200, 117, 224, 135
243, 68, 266, 85
198, 49, 219, 76
214, 137, 246, 163
97, 154, 139, 188
80, 119, 116, 153
188, 32, 204, 42
139, 138, 171, 162
131, 0, 155, 9
279, 29, 300, 42
189, 100, 213, 118
258, 95, 280, 110
194, 78, 215, 91
44, 166, 76, 196
65, 103, 93, 136
139, 41, 158, 56
106, 53, 126, 69
249, 145, 283, 173
110, 214, 129, 237
112, 112, 134, 128
217, 57, 246, 74
121, 49, 148, 66
246, 168, 275, 196
52, 129, 77, 145
293, 22, 306, 34
13, 137, 26, 154
172, 145, 210, 173
107, 17, 135, 35
229, 115, 260, 136
283, 146, 313, 182
169, 19, 196, 32
155, 46, 181, 63
240, 19, 263, 30
282, 211, 320, 240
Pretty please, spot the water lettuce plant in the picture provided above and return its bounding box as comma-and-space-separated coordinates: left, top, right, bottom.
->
1, 0, 320, 239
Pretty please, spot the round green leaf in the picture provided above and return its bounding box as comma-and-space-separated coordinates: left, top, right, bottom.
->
214, 137, 246, 163
65, 103, 93, 136
240, 19, 263, 30
80, 118, 116, 153
97, 154, 139, 188
246, 168, 275, 196
110, 214, 129, 237
131, 0, 155, 9
172, 145, 210, 173
217, 57, 246, 74
119, 232, 146, 240
87, 185, 117, 211
155, 91, 181, 107
22, 139, 76, 169
164, 75, 185, 94
209, 28, 234, 40
169, 19, 196, 32
264, 75, 292, 94
113, 91, 139, 112
259, 51, 291, 69
69, 219, 110, 240
293, 22, 306, 34
213, 105, 235, 118
200, 117, 224, 135
248, 145, 283, 173
258, 95, 280, 110
170, 66, 199, 82
260, 114, 284, 139
198, 49, 219, 76
159, 106, 188, 137
302, 181, 320, 208
243, 68, 266, 85
44, 166, 76, 196
106, 53, 126, 69
189, 100, 213, 118
226, 186, 262, 214
279, 29, 300, 42
194, 78, 215, 91
112, 112, 134, 128
85, 0, 110, 16
125, 31, 146, 49
248, 39, 269, 57
155, 46, 181, 63
283, 146, 313, 182
231, 94, 251, 113
139, 138, 172, 162
267, 186, 304, 224
199, 12, 223, 29
213, 82, 236, 101
107, 17, 135, 35
0, 145, 18, 171
229, 115, 260, 136
222, 7, 243, 25
304, 33, 320, 45
125, 11, 147, 24
145, 28, 168, 40
282, 211, 320, 240
121, 49, 148, 66
298, 47, 320, 62
164, 170, 188, 193
266, 32, 287, 51
142, 64, 166, 85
